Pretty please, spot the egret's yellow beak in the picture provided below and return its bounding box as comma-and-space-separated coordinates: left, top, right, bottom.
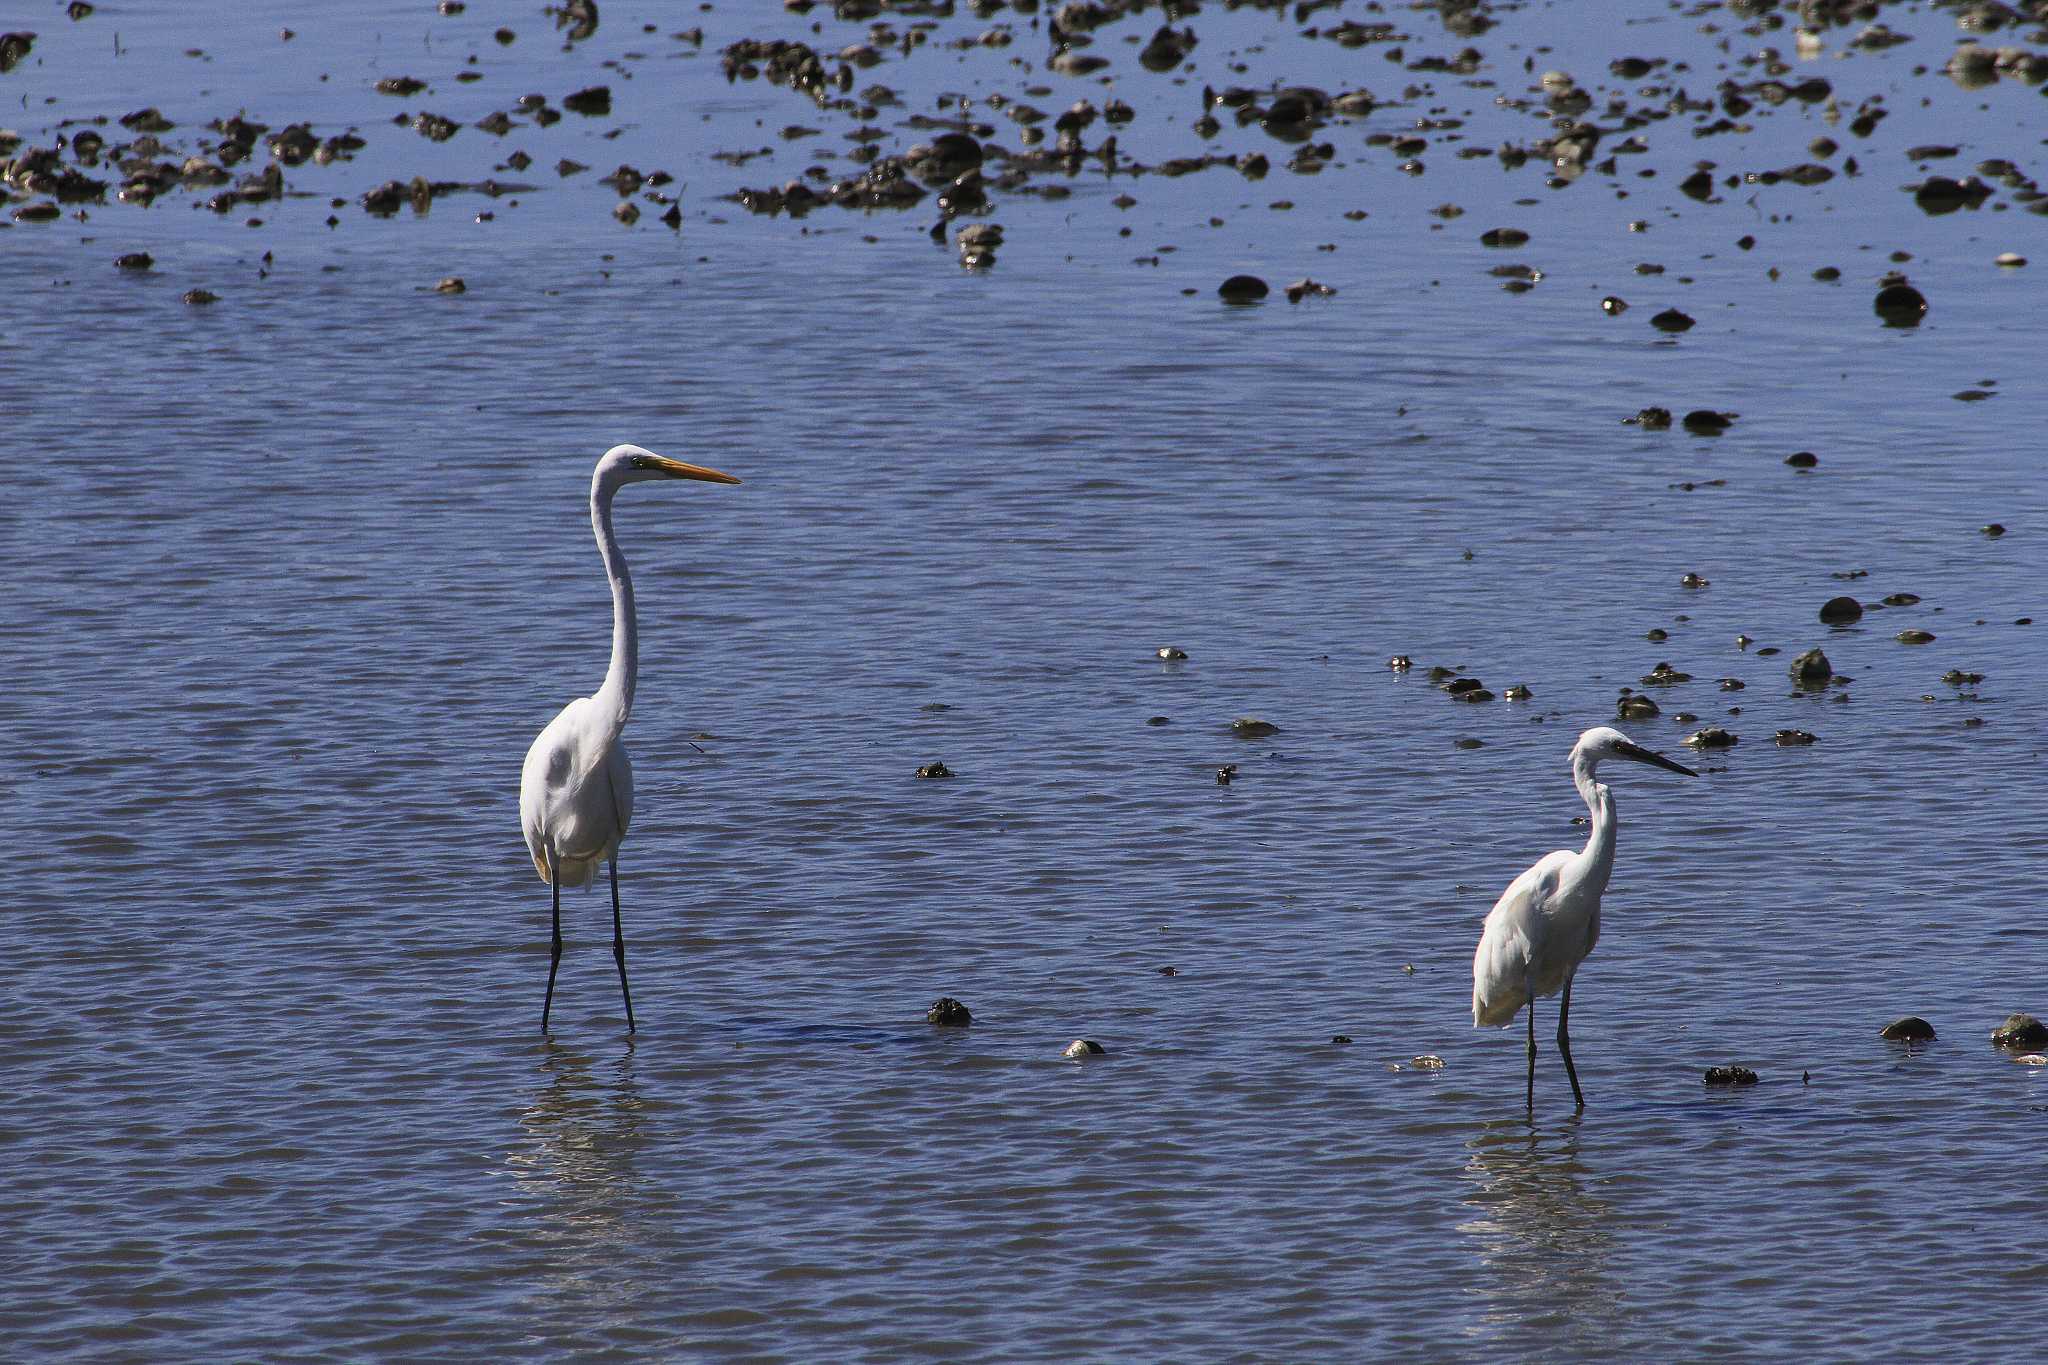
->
633, 453, 742, 485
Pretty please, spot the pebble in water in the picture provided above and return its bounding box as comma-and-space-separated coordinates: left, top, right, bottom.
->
915, 760, 953, 779
1650, 307, 1695, 332
1880, 1016, 1936, 1042
1625, 406, 1673, 429
1063, 1039, 1106, 1059
926, 997, 972, 1027
1704, 1065, 1759, 1086
1231, 718, 1279, 737
1156, 645, 1187, 661
1789, 647, 1833, 687
1502, 684, 1532, 700
1684, 726, 1737, 749
1896, 629, 1936, 645
1616, 693, 1660, 719
1786, 451, 1819, 468
1774, 729, 1818, 746
1217, 274, 1269, 303
1216, 764, 1236, 785
1681, 409, 1734, 434
1819, 596, 1863, 624
1990, 1013, 2048, 1050
1874, 281, 1927, 325
1387, 655, 1412, 672
1640, 661, 1691, 686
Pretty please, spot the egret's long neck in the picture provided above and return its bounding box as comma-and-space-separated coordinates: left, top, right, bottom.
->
591, 483, 637, 735
1573, 755, 1619, 891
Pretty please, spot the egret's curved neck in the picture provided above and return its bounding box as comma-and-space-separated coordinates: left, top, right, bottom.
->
591, 481, 637, 733
1573, 755, 1619, 889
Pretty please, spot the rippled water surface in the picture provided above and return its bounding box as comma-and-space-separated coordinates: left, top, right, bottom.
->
5, 1, 2046, 1358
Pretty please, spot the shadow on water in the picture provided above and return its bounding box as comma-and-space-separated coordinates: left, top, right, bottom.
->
1455, 1116, 1633, 1353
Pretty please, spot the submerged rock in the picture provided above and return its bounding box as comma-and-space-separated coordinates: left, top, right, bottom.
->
1991, 1013, 2048, 1049
1789, 648, 1833, 687
1880, 1016, 1936, 1042
1218, 273, 1269, 303
1063, 1038, 1106, 1059
926, 996, 972, 1027
1704, 1065, 1759, 1086
1683, 725, 1737, 749
915, 760, 953, 779
1774, 729, 1818, 746
1231, 717, 1279, 737
1819, 596, 1863, 624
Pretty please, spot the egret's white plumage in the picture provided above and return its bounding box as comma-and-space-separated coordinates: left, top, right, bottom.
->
519, 444, 740, 1032
1471, 725, 1697, 1108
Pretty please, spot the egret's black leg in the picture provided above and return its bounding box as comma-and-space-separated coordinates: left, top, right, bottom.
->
1525, 975, 1538, 1111
1558, 974, 1585, 1110
541, 848, 563, 1032
609, 857, 636, 1034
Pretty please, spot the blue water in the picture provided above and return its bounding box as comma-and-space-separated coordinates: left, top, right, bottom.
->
4, 0, 2045, 1357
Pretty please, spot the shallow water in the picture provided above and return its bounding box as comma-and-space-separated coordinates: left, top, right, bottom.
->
4, 1, 2046, 1358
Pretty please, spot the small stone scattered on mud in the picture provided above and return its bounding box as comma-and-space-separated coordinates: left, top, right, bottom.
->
926, 997, 972, 1027
1880, 1016, 1936, 1042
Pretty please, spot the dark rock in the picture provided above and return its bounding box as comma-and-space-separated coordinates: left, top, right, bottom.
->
1682, 409, 1735, 433
1062, 1038, 1106, 1058
1879, 1016, 1936, 1041
1218, 273, 1269, 303
1640, 662, 1691, 686
1941, 670, 1984, 686
1616, 693, 1660, 719
1330, 1034, 1352, 1045
1991, 1013, 2048, 1049
1789, 648, 1833, 686
1774, 729, 1817, 746
915, 760, 953, 779
927, 996, 972, 1027
1387, 655, 1412, 671
1786, 451, 1819, 468
1625, 406, 1673, 429
1503, 684, 1532, 700
1231, 718, 1279, 737
1602, 295, 1628, 314
0, 33, 33, 73
1684, 726, 1737, 749
1874, 282, 1927, 325
1651, 307, 1695, 332
563, 85, 611, 116
1479, 226, 1529, 246
1896, 629, 1936, 644
1681, 573, 1709, 588
113, 251, 152, 271
1704, 1065, 1759, 1086
1819, 596, 1863, 624
1982, 523, 2006, 537
1216, 764, 1237, 785
1156, 645, 1187, 661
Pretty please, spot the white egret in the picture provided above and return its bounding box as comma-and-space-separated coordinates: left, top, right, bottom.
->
519, 444, 740, 1032
1471, 725, 1697, 1109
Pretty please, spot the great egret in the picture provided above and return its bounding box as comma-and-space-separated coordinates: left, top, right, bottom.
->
519, 444, 740, 1032
1471, 725, 1697, 1109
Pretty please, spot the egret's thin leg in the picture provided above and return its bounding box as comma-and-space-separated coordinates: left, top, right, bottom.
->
1525, 974, 1538, 1111
1558, 974, 1585, 1110
541, 848, 563, 1032
609, 857, 636, 1034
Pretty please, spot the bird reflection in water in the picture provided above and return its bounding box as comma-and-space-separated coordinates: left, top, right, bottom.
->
1456, 1119, 1632, 1350
505, 1040, 653, 1322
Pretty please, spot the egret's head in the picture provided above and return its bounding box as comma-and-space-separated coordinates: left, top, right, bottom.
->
596, 443, 742, 492
1572, 725, 1698, 777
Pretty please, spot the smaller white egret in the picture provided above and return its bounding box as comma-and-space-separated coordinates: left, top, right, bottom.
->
1471, 725, 1697, 1109
520, 444, 740, 1034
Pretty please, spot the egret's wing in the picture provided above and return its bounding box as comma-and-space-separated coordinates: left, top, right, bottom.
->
1471, 851, 1570, 1026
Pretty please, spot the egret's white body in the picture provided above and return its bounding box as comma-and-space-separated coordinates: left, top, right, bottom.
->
519, 444, 740, 1032
1471, 725, 1697, 1108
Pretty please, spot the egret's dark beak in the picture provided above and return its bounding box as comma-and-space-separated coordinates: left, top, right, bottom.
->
1615, 740, 1698, 777
632, 453, 742, 485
